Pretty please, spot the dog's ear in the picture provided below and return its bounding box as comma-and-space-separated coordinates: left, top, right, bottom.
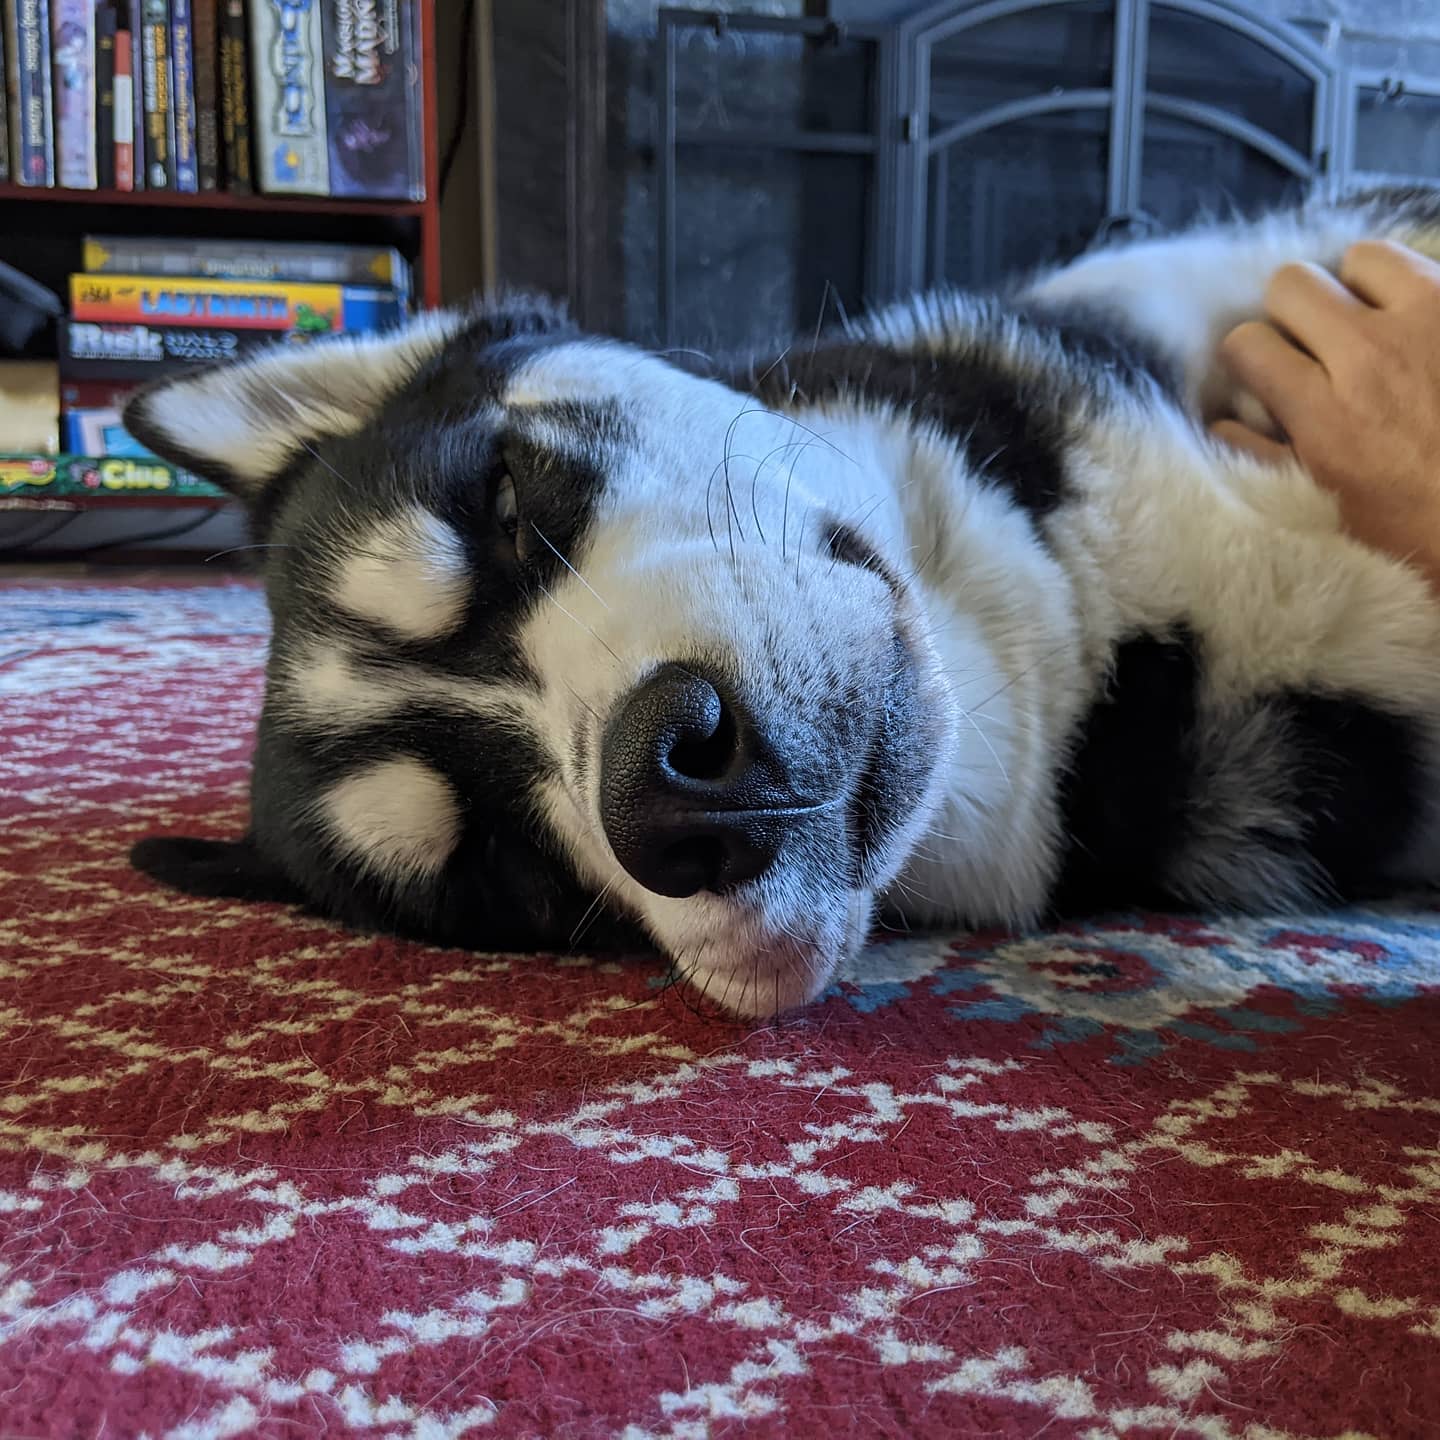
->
122, 292, 572, 506
130, 835, 304, 903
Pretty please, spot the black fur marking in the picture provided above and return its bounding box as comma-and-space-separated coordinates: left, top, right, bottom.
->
123, 293, 579, 539
273, 396, 627, 693
1014, 296, 1185, 401
1052, 626, 1429, 915
129, 307, 636, 953
1052, 628, 1202, 914
738, 327, 1075, 520
261, 406, 621, 898
241, 710, 644, 953
1277, 691, 1425, 894
824, 520, 899, 591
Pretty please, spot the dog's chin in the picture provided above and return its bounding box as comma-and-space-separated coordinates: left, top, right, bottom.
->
662, 691, 955, 1020
670, 889, 875, 1020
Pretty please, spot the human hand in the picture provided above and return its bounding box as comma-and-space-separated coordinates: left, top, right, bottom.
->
1212, 240, 1440, 580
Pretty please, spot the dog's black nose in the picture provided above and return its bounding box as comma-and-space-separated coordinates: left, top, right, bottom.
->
599, 664, 809, 898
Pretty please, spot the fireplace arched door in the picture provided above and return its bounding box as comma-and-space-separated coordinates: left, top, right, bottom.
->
893, 0, 1337, 291
653, 0, 1353, 347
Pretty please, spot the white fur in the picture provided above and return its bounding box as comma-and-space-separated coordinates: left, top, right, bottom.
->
1026, 195, 1440, 425
503, 341, 649, 409
132, 310, 464, 491
320, 757, 461, 884
331, 508, 472, 642
820, 411, 1086, 929
278, 639, 520, 733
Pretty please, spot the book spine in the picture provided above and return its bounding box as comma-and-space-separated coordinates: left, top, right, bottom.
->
70, 273, 404, 335
2, 4, 14, 183
401, 0, 422, 201
169, 0, 194, 189
95, 2, 116, 190
34, 0, 51, 184
9, 0, 52, 185
113, 21, 133, 188
139, 0, 170, 188
191, 0, 216, 189
218, 0, 248, 191
250, 0, 328, 194
321, 0, 422, 200
50, 0, 95, 188
61, 315, 290, 380
126, 0, 140, 185
0, 23, 9, 182
81, 234, 409, 289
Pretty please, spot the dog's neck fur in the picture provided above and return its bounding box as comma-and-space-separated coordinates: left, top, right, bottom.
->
770, 401, 1083, 928
784, 364, 1440, 930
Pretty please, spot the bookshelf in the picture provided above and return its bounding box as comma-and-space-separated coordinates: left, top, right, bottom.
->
0, 0, 444, 308
0, 1, 447, 561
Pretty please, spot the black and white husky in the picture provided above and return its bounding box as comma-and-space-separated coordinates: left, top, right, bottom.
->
129, 187, 1440, 1018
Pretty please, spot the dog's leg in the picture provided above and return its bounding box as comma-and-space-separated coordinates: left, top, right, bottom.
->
1023, 190, 1440, 432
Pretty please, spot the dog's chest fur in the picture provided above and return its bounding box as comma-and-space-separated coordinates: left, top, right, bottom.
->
742, 237, 1440, 930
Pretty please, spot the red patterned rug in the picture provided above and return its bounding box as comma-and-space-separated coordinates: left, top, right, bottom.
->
3, 574, 1440, 1440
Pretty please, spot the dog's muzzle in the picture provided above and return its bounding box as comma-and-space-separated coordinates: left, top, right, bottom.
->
598, 639, 924, 900
598, 663, 839, 897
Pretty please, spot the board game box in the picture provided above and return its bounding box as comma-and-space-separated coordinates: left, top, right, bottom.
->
59, 318, 287, 381
250, 0, 328, 194
82, 234, 412, 295
67, 273, 405, 334
321, 0, 424, 200
0, 452, 226, 501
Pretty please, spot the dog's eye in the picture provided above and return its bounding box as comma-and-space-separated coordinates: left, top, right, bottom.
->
495, 473, 519, 539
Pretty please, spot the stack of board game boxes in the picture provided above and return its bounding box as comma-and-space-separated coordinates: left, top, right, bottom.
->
58, 231, 410, 457
2, 0, 424, 199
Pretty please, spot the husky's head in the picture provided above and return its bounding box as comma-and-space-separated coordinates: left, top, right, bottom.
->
127, 298, 955, 1016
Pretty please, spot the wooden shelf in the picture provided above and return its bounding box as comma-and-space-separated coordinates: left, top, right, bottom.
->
0, 1, 445, 307
0, 182, 427, 217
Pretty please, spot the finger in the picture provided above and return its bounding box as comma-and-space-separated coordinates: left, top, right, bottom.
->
1210, 419, 1294, 467
1263, 261, 1370, 368
1218, 320, 1327, 440
1339, 238, 1440, 309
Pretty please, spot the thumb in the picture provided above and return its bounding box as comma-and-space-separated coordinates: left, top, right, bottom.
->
1210, 419, 1295, 468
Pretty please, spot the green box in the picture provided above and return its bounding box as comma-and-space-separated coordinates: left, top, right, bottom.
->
0, 454, 228, 502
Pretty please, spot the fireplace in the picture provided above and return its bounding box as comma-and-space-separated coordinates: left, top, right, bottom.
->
644, 0, 1440, 351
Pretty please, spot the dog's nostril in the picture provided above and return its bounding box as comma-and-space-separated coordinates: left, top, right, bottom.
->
599, 663, 795, 899
667, 694, 738, 781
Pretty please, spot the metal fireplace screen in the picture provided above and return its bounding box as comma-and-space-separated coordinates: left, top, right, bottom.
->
656, 0, 1437, 351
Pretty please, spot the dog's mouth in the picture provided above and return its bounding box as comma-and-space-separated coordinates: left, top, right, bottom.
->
671, 890, 875, 1019
846, 629, 927, 886
617, 624, 948, 1021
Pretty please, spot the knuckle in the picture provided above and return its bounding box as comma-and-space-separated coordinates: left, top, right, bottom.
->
1265, 262, 1310, 304
1341, 238, 1388, 273
1219, 320, 1264, 361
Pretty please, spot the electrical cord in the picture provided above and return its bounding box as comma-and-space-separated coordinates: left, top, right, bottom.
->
0, 509, 83, 557
76, 508, 223, 556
